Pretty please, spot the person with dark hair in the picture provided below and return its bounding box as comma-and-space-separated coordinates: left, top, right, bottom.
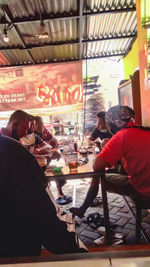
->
0, 133, 87, 257
33, 116, 72, 205
20, 114, 55, 159
69, 112, 111, 218
69, 106, 136, 218
34, 116, 58, 148
1, 110, 30, 140
88, 111, 112, 147
1, 110, 53, 159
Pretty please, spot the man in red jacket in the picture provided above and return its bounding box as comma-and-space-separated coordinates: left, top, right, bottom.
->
93, 105, 150, 198
70, 105, 140, 218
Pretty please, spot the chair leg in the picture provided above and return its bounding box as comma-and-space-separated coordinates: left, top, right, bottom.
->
136, 206, 141, 244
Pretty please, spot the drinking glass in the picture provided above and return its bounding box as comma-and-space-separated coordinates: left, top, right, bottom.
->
65, 152, 78, 172
36, 156, 47, 172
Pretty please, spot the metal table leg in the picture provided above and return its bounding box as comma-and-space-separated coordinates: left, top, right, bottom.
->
101, 174, 111, 244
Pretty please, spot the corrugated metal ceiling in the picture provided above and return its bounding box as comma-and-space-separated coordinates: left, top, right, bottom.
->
0, 0, 137, 66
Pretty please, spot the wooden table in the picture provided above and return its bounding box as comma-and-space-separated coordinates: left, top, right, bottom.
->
45, 153, 112, 244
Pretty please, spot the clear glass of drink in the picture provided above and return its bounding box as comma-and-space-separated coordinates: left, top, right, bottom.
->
65, 152, 78, 172
36, 156, 47, 172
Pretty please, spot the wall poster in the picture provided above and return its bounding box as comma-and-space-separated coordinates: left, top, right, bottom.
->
0, 61, 83, 113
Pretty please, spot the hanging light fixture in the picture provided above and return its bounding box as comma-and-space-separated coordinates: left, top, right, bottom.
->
0, 6, 13, 43
38, 21, 49, 39
37, 0, 49, 39
3, 27, 9, 42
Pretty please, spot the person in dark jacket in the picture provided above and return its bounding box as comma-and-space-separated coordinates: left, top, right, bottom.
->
0, 134, 86, 257
0, 111, 86, 257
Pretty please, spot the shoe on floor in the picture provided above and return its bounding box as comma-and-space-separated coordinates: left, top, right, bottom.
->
97, 227, 123, 239
90, 197, 103, 207
56, 195, 72, 205
82, 212, 103, 229
83, 212, 101, 224
69, 207, 84, 218
97, 226, 113, 236
94, 236, 123, 246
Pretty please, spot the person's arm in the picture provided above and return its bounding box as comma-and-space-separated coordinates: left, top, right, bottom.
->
49, 136, 59, 148
88, 127, 99, 143
34, 141, 60, 162
89, 128, 102, 149
34, 134, 52, 155
34, 142, 52, 157
93, 131, 124, 172
34, 141, 52, 155
34, 135, 60, 161
93, 156, 110, 171
44, 128, 59, 148
88, 135, 95, 142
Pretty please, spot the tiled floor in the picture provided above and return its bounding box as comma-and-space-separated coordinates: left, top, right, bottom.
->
50, 178, 150, 248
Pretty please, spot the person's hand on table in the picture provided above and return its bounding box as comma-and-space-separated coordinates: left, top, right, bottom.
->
34, 147, 51, 156
50, 150, 61, 161
34, 142, 52, 155
88, 138, 95, 147
41, 151, 60, 166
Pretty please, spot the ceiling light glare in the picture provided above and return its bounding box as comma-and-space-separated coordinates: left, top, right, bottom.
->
3, 35, 9, 42
38, 21, 49, 39
38, 32, 49, 39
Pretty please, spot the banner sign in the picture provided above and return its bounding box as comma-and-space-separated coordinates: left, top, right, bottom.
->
0, 61, 83, 112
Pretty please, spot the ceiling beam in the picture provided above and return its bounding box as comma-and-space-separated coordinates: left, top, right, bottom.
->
83, 6, 136, 17
124, 33, 137, 57
83, 34, 137, 43
0, 6, 136, 25
82, 53, 125, 60
1, 5, 35, 64
0, 33, 136, 51
0, 53, 125, 68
